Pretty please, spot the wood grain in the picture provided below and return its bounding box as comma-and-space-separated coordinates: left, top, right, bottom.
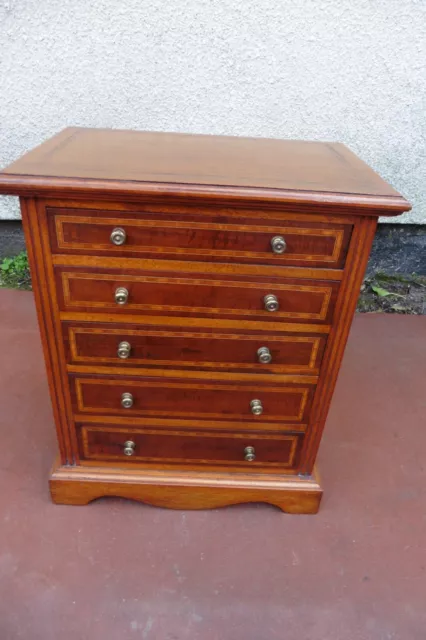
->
50, 457, 323, 513
299, 216, 378, 473
51, 253, 345, 283
79, 425, 301, 469
70, 375, 316, 423
63, 322, 326, 374
56, 268, 339, 324
49, 208, 351, 268
20, 198, 75, 464
60, 310, 332, 334
0, 128, 410, 213
42, 196, 362, 223
1, 128, 409, 512
73, 413, 308, 433
66, 364, 319, 384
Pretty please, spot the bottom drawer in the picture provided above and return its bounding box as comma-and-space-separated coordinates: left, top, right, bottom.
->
79, 424, 302, 469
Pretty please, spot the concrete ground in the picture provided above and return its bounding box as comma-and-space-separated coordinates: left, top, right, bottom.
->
0, 289, 425, 640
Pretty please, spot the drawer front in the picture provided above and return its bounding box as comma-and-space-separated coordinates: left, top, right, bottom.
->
57, 269, 339, 324
79, 424, 302, 469
71, 376, 316, 423
48, 207, 352, 268
63, 323, 327, 374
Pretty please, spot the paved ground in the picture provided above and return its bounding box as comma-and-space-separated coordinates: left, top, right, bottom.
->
366, 224, 426, 277
0, 289, 425, 640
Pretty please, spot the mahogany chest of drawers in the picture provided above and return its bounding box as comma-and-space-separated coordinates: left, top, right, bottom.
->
0, 128, 410, 513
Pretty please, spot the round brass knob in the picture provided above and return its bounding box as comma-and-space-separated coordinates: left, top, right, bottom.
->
123, 440, 136, 456
117, 341, 131, 359
271, 236, 286, 254
264, 294, 279, 312
121, 392, 134, 409
257, 346, 272, 364
244, 446, 256, 462
115, 287, 129, 305
110, 227, 126, 246
250, 399, 263, 416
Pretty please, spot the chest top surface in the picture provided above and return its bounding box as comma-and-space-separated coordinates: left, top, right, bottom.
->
0, 127, 410, 214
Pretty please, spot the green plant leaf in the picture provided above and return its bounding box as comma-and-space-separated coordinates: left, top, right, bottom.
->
371, 284, 404, 298
0, 252, 31, 290
0, 258, 12, 271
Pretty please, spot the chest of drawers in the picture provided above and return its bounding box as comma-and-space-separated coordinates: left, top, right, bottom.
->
0, 128, 410, 513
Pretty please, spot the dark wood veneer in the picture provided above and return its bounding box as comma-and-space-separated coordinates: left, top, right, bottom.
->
70, 374, 316, 423
56, 267, 339, 325
79, 424, 302, 470
48, 206, 352, 268
62, 322, 326, 374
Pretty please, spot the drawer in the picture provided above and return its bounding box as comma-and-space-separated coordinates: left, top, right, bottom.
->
56, 268, 339, 325
63, 323, 327, 374
47, 206, 352, 268
78, 424, 302, 469
70, 375, 316, 423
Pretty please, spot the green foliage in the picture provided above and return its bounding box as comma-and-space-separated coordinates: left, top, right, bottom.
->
0, 251, 32, 290
370, 283, 404, 298
358, 271, 425, 315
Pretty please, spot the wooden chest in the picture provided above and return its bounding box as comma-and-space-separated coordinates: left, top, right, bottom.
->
0, 128, 410, 513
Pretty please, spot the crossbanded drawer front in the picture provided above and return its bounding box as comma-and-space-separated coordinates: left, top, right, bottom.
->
78, 424, 303, 469
56, 268, 339, 324
63, 323, 327, 374
70, 376, 315, 423
48, 206, 352, 268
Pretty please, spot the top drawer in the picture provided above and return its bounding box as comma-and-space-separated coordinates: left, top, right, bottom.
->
47, 206, 352, 269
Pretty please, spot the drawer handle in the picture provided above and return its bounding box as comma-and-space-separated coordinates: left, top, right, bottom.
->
121, 392, 134, 409
117, 341, 131, 359
257, 346, 272, 364
115, 287, 129, 305
270, 235, 286, 254
110, 227, 127, 246
123, 440, 136, 456
250, 399, 263, 416
244, 446, 256, 462
264, 294, 279, 312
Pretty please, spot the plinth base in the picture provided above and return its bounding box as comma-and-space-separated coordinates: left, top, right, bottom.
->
50, 459, 323, 514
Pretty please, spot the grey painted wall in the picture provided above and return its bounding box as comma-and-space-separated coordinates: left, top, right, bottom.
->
0, 0, 425, 222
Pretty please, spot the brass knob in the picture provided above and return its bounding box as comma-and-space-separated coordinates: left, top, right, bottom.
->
250, 399, 263, 416
244, 446, 256, 462
115, 287, 129, 305
117, 341, 131, 359
121, 392, 134, 409
257, 346, 272, 364
271, 236, 286, 254
123, 440, 136, 456
264, 294, 279, 312
110, 227, 126, 246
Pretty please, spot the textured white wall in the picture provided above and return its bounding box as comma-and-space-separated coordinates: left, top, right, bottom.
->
0, 0, 425, 222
